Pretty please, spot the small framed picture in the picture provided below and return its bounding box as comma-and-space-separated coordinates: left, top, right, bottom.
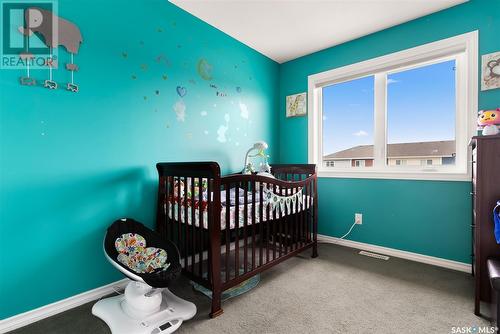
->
481, 51, 500, 91
286, 92, 307, 117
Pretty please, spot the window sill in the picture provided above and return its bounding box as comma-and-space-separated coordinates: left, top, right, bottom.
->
317, 169, 470, 181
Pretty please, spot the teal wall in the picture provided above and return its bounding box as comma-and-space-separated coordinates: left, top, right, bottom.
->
0, 0, 279, 319
279, 0, 500, 263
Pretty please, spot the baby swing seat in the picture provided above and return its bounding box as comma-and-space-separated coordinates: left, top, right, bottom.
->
92, 218, 196, 334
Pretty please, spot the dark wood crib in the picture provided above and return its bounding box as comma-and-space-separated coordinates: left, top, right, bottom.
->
155, 162, 318, 317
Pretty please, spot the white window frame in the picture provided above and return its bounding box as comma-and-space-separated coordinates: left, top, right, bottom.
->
308, 31, 478, 181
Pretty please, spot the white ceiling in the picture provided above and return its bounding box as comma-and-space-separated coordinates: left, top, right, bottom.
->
170, 0, 467, 63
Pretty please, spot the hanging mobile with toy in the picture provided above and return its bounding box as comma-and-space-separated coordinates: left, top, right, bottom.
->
18, 7, 83, 92
19, 25, 37, 86
66, 53, 79, 92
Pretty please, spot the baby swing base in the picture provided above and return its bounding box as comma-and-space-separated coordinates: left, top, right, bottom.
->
92, 283, 196, 334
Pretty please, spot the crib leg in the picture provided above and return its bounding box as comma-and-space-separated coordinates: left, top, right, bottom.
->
209, 291, 223, 318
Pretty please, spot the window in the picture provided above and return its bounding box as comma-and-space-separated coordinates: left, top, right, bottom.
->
354, 160, 365, 167
308, 32, 478, 181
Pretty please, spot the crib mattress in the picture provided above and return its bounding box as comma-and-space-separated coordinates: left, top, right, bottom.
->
166, 195, 312, 230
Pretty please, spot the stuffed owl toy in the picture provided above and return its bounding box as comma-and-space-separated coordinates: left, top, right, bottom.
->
478, 109, 500, 136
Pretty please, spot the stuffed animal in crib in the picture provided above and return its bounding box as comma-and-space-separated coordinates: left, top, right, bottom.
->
478, 109, 500, 136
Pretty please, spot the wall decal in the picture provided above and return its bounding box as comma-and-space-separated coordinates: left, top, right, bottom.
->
122, 52, 128, 58
197, 58, 213, 80
155, 90, 160, 95
236, 87, 242, 93
155, 54, 171, 67
239, 101, 249, 119
189, 79, 196, 85
131, 74, 137, 80
173, 99, 186, 122
176, 86, 187, 97
209, 84, 218, 89
162, 74, 168, 80
217, 114, 230, 143
286, 92, 307, 117
482, 51, 500, 91
140, 64, 148, 71
19, 53, 36, 86
216, 91, 227, 97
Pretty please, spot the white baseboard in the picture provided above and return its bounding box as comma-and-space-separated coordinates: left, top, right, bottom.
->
318, 234, 472, 273
0, 278, 129, 334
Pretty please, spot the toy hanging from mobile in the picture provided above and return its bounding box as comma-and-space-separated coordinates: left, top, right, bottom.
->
18, 7, 83, 92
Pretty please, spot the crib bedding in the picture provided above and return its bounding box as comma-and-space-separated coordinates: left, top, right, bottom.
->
167, 190, 312, 230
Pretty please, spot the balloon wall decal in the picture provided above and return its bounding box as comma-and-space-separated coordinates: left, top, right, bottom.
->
197, 58, 213, 80
176, 86, 187, 97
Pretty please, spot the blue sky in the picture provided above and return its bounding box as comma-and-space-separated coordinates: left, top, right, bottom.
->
322, 60, 456, 155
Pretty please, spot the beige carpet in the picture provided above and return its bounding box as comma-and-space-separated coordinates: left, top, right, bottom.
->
8, 243, 490, 334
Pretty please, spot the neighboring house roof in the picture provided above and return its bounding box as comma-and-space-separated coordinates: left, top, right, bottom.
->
324, 140, 456, 160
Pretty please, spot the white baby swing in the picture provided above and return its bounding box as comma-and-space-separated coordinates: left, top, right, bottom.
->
92, 218, 196, 334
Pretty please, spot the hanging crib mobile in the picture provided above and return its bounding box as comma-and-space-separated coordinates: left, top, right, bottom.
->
18, 7, 83, 92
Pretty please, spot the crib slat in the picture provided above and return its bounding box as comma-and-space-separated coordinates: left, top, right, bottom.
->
171, 177, 175, 242
299, 183, 305, 247
207, 179, 212, 282
278, 185, 283, 257
259, 182, 264, 267
266, 183, 270, 263
292, 186, 297, 251
251, 180, 256, 271
283, 186, 289, 255
198, 177, 203, 277
183, 177, 188, 268
225, 184, 230, 283
243, 181, 248, 274
191, 177, 195, 273
273, 183, 277, 261
176, 177, 181, 248
305, 182, 311, 243
235, 183, 240, 278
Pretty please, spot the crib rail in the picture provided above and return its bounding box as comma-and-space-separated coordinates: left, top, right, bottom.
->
219, 169, 317, 287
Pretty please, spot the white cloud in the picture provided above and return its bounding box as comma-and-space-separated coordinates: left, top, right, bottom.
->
173, 99, 186, 122
217, 125, 228, 142
353, 130, 368, 136
239, 102, 249, 119
200, 110, 207, 116
387, 78, 400, 84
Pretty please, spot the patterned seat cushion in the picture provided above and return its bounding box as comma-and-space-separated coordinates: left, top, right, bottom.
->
115, 233, 169, 274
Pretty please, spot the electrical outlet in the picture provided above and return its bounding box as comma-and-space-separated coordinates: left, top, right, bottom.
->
355, 213, 362, 225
